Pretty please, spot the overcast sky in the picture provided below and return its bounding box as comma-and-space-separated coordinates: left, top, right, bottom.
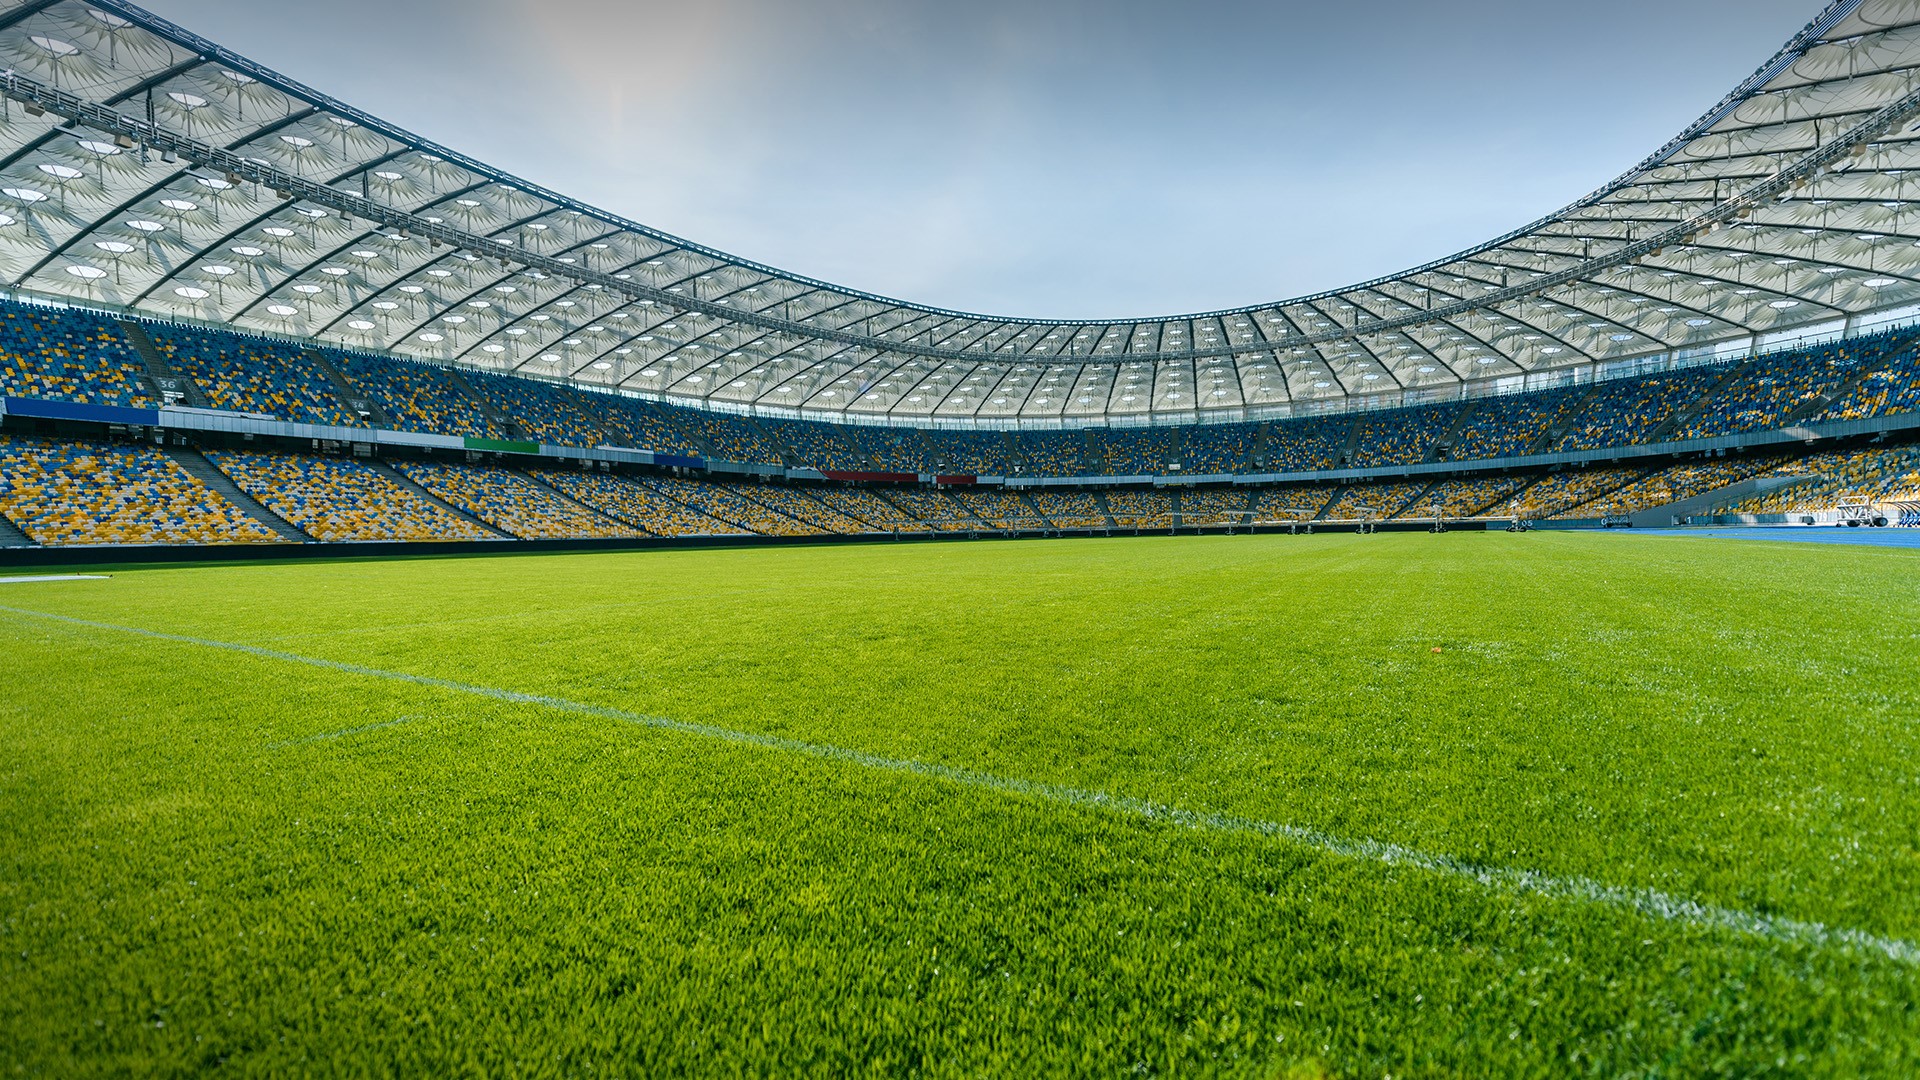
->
145, 0, 1817, 320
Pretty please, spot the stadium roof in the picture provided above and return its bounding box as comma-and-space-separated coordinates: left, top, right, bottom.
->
0, 0, 1918, 428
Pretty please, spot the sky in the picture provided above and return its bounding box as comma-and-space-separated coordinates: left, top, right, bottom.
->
145, 0, 1819, 320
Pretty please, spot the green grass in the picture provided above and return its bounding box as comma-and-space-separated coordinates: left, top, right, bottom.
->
2, 531, 1918, 1076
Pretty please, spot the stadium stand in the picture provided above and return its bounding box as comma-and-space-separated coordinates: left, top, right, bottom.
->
1261, 417, 1349, 472
536, 470, 746, 537
857, 426, 930, 472
596, 396, 705, 456
330, 351, 503, 440
645, 477, 824, 536
1450, 389, 1583, 462
1181, 422, 1263, 474
209, 451, 494, 542
687, 412, 785, 465
146, 324, 357, 426
1017, 430, 1090, 476
461, 370, 611, 448
1555, 367, 1724, 451
956, 489, 1044, 529
1673, 348, 1858, 440
1404, 476, 1532, 519
814, 488, 925, 531
885, 488, 979, 531
1323, 482, 1431, 521
1025, 489, 1110, 528
0, 436, 277, 545
1179, 489, 1251, 526
1250, 486, 1337, 522
921, 430, 1011, 475
1810, 331, 1920, 422
1105, 490, 1174, 529
1350, 405, 1463, 468
1720, 445, 1920, 515
0, 302, 155, 408
394, 461, 635, 539
738, 485, 877, 533
763, 417, 872, 471
1574, 459, 1776, 519
1095, 427, 1179, 475
1509, 466, 1645, 518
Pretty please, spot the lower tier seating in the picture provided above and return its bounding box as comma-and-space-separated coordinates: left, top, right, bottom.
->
1026, 489, 1110, 528
540, 471, 746, 537
0, 437, 276, 545
394, 461, 636, 539
210, 451, 494, 541
1105, 490, 1174, 529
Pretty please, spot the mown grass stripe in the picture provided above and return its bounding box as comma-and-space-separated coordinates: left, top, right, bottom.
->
5, 601, 1914, 967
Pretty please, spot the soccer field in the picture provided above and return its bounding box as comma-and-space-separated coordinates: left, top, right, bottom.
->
3, 532, 1917, 1076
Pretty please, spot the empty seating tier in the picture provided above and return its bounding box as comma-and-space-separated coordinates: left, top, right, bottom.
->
0, 437, 276, 546
394, 461, 635, 539
209, 451, 493, 542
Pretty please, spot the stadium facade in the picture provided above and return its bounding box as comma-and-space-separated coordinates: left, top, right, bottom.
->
0, 0, 1918, 554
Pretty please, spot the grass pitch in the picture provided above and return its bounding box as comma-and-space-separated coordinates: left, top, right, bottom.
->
3, 531, 1918, 1076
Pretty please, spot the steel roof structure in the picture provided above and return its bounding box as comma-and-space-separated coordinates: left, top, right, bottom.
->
0, 0, 1918, 428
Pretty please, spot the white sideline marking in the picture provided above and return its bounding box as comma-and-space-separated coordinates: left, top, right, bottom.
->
0, 575, 110, 584
2, 601, 1915, 967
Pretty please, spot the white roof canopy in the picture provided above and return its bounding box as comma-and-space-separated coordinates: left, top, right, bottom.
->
0, 0, 1917, 426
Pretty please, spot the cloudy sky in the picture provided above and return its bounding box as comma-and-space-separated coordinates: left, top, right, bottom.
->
146, 0, 1816, 319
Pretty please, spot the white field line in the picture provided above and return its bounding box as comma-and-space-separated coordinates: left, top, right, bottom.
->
0, 575, 110, 584
2, 601, 1915, 967
266, 715, 416, 749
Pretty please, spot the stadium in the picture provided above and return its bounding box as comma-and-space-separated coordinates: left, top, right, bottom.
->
3, 0, 1918, 1073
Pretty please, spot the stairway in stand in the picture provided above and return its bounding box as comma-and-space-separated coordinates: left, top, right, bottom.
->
117, 320, 208, 408
162, 447, 311, 542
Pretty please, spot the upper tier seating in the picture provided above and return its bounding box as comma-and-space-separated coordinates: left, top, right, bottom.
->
0, 436, 275, 545
209, 451, 493, 542
1094, 427, 1179, 475
921, 430, 1011, 475
1181, 422, 1263, 475
1449, 389, 1582, 462
0, 304, 153, 407
461, 369, 611, 447
330, 350, 502, 440
857, 426, 930, 472
1675, 347, 1858, 439
1556, 368, 1723, 451
1811, 331, 1920, 422
597, 396, 705, 456
1017, 430, 1089, 476
762, 417, 872, 471
146, 324, 356, 426
686, 411, 785, 465
540, 470, 746, 536
1261, 417, 1349, 473
394, 461, 634, 539
1351, 405, 1463, 468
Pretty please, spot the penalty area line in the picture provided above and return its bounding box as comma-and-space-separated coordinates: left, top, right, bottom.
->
1, 601, 1914, 967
